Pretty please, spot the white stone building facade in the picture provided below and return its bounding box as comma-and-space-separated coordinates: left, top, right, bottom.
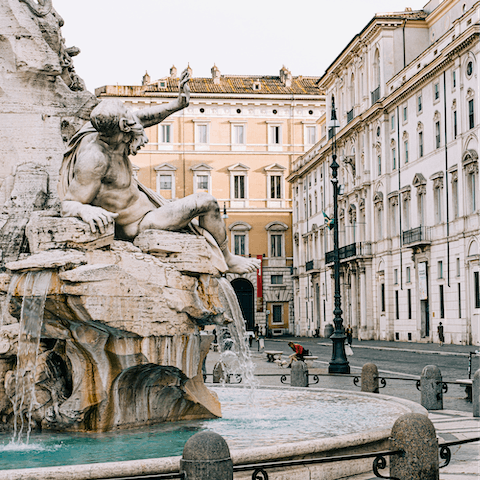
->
288, 0, 479, 345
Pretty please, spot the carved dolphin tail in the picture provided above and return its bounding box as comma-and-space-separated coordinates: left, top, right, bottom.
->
19, 0, 53, 17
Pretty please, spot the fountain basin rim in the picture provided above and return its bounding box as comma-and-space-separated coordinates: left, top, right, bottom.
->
0, 385, 427, 480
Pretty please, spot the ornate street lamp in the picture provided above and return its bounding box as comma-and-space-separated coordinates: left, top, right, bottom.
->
328, 95, 350, 374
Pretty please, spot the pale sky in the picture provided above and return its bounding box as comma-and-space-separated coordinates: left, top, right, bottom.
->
53, 0, 428, 92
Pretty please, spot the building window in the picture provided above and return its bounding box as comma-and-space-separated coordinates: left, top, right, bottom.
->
395, 290, 399, 319
159, 174, 172, 190
438, 260, 443, 279
234, 175, 245, 199
394, 268, 398, 285
453, 70, 456, 88
454, 110, 457, 138
439, 285, 445, 318
234, 234, 246, 256
391, 113, 395, 131
381, 283, 385, 312
469, 99, 474, 130
458, 283, 462, 318
376, 205, 383, 239
305, 125, 316, 145
403, 196, 410, 230
197, 175, 208, 190
403, 106, 408, 122
435, 121, 441, 149
468, 170, 476, 213
419, 131, 424, 157
271, 234, 283, 257
418, 191, 426, 226
407, 289, 412, 319
418, 94, 423, 113
434, 82, 440, 101
452, 175, 459, 218
269, 125, 281, 144
406, 266, 411, 283
475, 271, 480, 309
233, 124, 245, 144
404, 140, 409, 163
271, 275, 283, 285
270, 175, 282, 199
392, 147, 396, 170
272, 304, 283, 324
434, 186, 442, 224
159, 124, 171, 143
196, 124, 208, 144
456, 257, 461, 277
378, 155, 382, 175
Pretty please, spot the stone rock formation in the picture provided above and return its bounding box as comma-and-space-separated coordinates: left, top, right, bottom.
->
0, 0, 234, 434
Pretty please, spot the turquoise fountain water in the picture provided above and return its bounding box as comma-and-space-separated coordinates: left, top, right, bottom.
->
0, 386, 407, 470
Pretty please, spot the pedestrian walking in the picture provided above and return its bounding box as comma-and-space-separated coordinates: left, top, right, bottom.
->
437, 322, 445, 347
346, 324, 353, 345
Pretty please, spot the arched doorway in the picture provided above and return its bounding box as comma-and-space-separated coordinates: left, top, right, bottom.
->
231, 278, 255, 331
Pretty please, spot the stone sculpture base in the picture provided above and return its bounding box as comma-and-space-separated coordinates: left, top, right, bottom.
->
0, 215, 227, 432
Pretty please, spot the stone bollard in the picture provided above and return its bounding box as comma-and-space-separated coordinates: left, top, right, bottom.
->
213, 361, 229, 384
361, 363, 379, 393
291, 360, 308, 387
390, 413, 439, 480
420, 365, 443, 410
180, 431, 233, 480
473, 369, 480, 417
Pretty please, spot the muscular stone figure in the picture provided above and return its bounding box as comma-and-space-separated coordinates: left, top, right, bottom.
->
58, 69, 260, 274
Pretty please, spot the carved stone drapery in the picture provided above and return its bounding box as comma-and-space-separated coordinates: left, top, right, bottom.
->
389, 195, 399, 207
402, 190, 411, 202
359, 198, 366, 210
417, 185, 426, 196
433, 177, 444, 189
348, 204, 357, 223
451, 170, 458, 182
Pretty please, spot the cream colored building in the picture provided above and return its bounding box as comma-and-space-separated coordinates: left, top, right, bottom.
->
96, 66, 325, 335
288, 0, 479, 344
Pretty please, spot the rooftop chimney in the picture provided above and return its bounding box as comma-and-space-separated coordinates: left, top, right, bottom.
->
211, 64, 221, 85
142, 71, 151, 86
280, 65, 292, 88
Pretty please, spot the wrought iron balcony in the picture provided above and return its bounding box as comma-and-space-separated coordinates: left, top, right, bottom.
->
402, 226, 431, 246
347, 108, 354, 124
371, 86, 380, 104
325, 242, 372, 264
305, 259, 322, 272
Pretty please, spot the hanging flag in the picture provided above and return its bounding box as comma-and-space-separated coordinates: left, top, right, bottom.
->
322, 211, 335, 230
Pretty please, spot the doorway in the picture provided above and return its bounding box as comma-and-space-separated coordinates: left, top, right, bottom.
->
231, 278, 255, 331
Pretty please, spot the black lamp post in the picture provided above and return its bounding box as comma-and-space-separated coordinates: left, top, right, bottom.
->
328, 95, 350, 374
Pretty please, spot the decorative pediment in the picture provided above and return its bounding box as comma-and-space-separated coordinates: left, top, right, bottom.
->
390, 138, 396, 147
154, 163, 177, 172
452, 99, 457, 109
264, 163, 287, 172
229, 221, 252, 231
412, 173, 427, 187
265, 221, 288, 231
373, 191, 383, 204
430, 172, 444, 189
359, 198, 365, 209
417, 121, 423, 132
433, 110, 441, 122
429, 171, 444, 181
228, 163, 250, 171
466, 88, 475, 100
191, 163, 213, 171
462, 149, 478, 166
402, 130, 408, 141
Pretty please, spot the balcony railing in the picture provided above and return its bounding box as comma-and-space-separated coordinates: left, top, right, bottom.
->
305, 259, 322, 272
347, 108, 354, 124
402, 226, 431, 245
325, 242, 372, 264
371, 86, 380, 104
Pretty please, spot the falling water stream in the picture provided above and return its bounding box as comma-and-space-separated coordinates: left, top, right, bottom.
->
216, 277, 257, 391
10, 270, 53, 445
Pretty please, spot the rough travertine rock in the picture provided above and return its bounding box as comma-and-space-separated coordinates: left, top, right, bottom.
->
26, 214, 114, 252
134, 229, 219, 275
5, 249, 87, 271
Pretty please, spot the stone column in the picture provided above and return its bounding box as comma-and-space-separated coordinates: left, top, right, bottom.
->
351, 268, 357, 336
473, 369, 480, 417
361, 362, 379, 393
420, 365, 443, 410
291, 361, 308, 387
390, 413, 439, 480
359, 267, 367, 335
180, 431, 233, 480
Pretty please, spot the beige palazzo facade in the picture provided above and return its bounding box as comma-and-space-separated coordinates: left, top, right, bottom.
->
96, 66, 325, 335
288, 0, 479, 344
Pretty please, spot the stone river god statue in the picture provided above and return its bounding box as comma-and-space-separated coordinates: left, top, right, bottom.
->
58, 69, 260, 275
0, 0, 256, 435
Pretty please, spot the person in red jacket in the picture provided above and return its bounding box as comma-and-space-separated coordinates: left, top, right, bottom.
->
287, 341, 310, 366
